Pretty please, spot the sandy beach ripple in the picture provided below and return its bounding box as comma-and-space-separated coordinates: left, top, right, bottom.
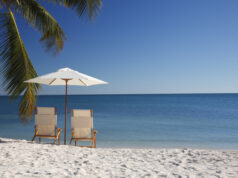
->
0, 137, 238, 177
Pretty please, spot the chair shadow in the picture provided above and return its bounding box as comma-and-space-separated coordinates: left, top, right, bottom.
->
0, 138, 31, 144
0, 138, 61, 145
0, 139, 7, 143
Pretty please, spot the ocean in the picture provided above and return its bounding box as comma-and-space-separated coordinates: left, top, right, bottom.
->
0, 94, 238, 149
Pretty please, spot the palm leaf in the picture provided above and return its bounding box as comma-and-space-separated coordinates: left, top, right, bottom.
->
14, 0, 66, 54
0, 10, 40, 121
47, 0, 102, 19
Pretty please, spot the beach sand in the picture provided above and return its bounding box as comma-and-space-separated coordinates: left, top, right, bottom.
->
0, 137, 238, 177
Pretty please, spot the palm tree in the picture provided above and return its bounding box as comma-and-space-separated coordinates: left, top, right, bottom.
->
0, 0, 102, 121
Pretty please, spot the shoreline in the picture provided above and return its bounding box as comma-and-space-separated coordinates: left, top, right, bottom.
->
2, 137, 238, 151
1, 137, 238, 177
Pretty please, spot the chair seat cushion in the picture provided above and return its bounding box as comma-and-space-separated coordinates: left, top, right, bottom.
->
38, 125, 55, 136
73, 128, 91, 138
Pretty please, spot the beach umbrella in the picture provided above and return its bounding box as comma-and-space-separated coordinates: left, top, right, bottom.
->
25, 67, 107, 144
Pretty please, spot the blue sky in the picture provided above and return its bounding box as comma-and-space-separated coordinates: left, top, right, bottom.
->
3, 0, 238, 94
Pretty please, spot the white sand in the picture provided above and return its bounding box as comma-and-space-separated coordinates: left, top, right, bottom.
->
0, 138, 238, 177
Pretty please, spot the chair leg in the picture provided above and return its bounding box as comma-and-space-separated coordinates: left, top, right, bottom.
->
91, 139, 94, 148
39, 138, 42, 143
58, 135, 60, 145
75, 140, 77, 146
32, 135, 36, 142
94, 138, 96, 148
69, 138, 72, 145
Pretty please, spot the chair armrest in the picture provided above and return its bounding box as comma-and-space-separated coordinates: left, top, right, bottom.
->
93, 130, 98, 135
34, 125, 38, 135
57, 128, 63, 132
71, 128, 75, 137
56, 128, 63, 137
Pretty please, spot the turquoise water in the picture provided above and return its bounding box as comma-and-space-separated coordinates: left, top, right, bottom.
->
0, 94, 238, 149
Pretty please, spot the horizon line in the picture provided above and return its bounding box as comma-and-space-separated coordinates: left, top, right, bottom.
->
1, 92, 238, 96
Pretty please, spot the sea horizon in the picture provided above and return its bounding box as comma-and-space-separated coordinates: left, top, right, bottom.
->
1, 92, 238, 96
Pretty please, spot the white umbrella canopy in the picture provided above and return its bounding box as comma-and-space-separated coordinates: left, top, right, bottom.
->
25, 67, 107, 86
25, 67, 108, 144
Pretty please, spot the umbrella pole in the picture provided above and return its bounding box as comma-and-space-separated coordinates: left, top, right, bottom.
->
64, 80, 68, 145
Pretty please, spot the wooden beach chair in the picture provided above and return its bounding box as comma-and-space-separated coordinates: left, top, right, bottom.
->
32, 107, 62, 144
69, 109, 98, 148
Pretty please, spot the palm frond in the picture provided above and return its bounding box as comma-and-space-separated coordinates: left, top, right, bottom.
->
0, 0, 18, 8
0, 10, 40, 121
47, 0, 102, 19
15, 0, 66, 54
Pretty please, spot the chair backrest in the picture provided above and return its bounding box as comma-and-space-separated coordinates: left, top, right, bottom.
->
35, 107, 57, 136
71, 109, 93, 138
72, 109, 92, 117
37, 107, 56, 115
